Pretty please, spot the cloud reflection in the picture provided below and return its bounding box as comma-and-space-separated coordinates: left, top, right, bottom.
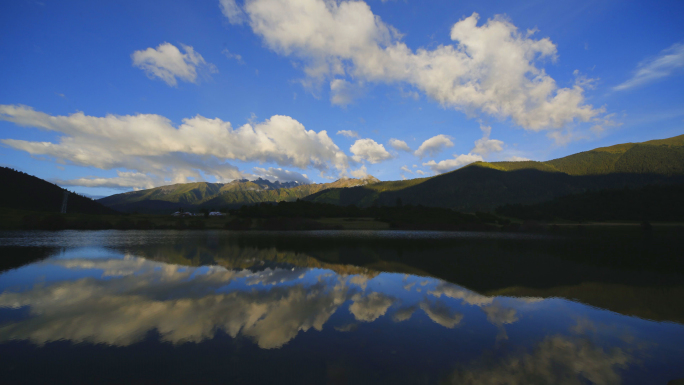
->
419, 300, 463, 328
349, 292, 395, 322
444, 336, 630, 385
0, 256, 552, 350
0, 259, 349, 349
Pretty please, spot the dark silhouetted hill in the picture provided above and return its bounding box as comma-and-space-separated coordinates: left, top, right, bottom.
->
0, 167, 117, 215
496, 184, 684, 222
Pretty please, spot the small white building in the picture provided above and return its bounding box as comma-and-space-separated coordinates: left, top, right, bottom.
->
172, 212, 194, 217
209, 212, 226, 216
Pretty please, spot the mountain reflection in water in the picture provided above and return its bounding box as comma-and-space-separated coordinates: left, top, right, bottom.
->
0, 230, 683, 384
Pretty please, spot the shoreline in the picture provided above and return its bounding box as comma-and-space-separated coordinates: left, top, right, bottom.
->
2, 207, 683, 232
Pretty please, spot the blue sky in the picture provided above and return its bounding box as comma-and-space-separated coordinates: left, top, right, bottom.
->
1, 0, 683, 197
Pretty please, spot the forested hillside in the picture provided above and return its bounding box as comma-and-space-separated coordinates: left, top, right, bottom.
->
306, 134, 684, 211
496, 184, 684, 222
0, 167, 117, 215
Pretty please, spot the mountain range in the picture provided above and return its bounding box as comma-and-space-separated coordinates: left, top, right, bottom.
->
92, 134, 684, 213
3, 134, 683, 216
98, 175, 380, 213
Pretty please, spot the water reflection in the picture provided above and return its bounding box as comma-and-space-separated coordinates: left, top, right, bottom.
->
0, 231, 683, 384
1, 256, 338, 348
445, 334, 631, 385
0, 253, 510, 349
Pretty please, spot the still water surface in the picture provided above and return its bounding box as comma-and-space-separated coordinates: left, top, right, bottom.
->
0, 230, 683, 384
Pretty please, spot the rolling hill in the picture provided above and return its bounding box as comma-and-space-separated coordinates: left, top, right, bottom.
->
496, 183, 684, 222
98, 175, 380, 213
305, 134, 684, 211
0, 167, 117, 215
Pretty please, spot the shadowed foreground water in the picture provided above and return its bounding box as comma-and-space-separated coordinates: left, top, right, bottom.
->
0, 230, 683, 384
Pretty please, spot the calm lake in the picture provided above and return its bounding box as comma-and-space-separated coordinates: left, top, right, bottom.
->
0, 230, 683, 384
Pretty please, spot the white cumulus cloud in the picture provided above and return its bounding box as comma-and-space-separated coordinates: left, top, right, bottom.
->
349, 165, 368, 178
414, 134, 454, 158
471, 125, 504, 156
232, 1, 605, 130
423, 153, 483, 174
0, 104, 349, 190
472, 137, 503, 156
388, 138, 411, 152
132, 42, 217, 86
253, 167, 311, 184
350, 138, 392, 163
422, 124, 504, 174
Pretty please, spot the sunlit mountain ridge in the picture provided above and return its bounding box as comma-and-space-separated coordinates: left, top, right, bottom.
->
98, 175, 380, 213
306, 134, 684, 211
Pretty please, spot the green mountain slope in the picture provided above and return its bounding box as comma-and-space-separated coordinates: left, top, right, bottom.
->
101, 182, 225, 205
303, 177, 430, 207
99, 175, 380, 213
306, 134, 684, 211
546, 135, 684, 175
0, 167, 117, 215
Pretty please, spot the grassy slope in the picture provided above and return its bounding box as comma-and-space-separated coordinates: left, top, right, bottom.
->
307, 134, 684, 211
99, 182, 224, 206
304, 177, 430, 206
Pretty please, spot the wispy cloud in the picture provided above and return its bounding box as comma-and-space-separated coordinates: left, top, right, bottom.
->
337, 130, 359, 138
614, 42, 684, 91
220, 0, 246, 25
56, 171, 162, 191
507, 156, 531, 162
330, 79, 363, 106
222, 49, 245, 64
